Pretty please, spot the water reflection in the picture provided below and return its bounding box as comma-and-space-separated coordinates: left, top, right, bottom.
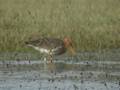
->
46, 63, 56, 73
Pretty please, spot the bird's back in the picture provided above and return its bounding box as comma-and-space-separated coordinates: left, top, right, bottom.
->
25, 37, 66, 55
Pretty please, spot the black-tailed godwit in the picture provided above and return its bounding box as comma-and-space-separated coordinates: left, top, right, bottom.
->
25, 37, 75, 63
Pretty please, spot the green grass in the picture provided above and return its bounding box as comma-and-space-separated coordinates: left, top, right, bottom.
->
0, 0, 120, 52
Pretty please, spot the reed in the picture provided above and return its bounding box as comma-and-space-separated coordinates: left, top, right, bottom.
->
0, 0, 120, 52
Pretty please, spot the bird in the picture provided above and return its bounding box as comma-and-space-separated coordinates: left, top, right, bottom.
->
25, 37, 76, 63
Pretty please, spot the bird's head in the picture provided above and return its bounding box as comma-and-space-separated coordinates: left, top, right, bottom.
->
63, 37, 76, 55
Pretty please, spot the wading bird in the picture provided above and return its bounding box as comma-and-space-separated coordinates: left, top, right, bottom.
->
25, 37, 75, 63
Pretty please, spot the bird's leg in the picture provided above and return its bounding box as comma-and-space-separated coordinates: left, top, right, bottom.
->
43, 57, 47, 63
50, 54, 53, 63
48, 54, 53, 63
41, 53, 46, 63
41, 53, 47, 71
48, 49, 53, 63
43, 57, 47, 71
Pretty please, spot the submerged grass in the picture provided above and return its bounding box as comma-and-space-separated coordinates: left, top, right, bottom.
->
0, 0, 120, 52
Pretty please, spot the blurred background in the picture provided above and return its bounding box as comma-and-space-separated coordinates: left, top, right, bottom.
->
0, 0, 120, 52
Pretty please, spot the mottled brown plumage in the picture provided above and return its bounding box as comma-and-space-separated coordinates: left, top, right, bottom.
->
25, 37, 75, 63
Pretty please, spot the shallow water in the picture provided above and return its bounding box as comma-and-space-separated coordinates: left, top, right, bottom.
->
0, 50, 120, 90
0, 58, 120, 90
